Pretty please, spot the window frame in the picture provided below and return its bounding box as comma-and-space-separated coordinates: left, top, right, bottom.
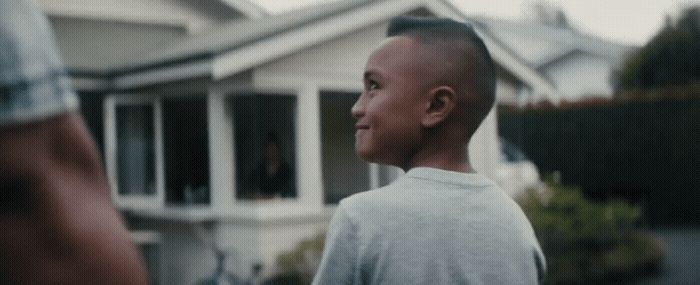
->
105, 95, 165, 209
226, 91, 302, 203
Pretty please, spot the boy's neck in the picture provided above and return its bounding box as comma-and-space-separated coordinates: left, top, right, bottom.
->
403, 141, 475, 174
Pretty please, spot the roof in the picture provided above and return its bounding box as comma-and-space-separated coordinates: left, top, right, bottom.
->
40, 0, 256, 32
109, 0, 580, 103
114, 0, 374, 73
471, 16, 635, 69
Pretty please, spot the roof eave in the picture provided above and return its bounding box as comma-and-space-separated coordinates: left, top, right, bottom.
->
212, 0, 466, 80
112, 59, 212, 90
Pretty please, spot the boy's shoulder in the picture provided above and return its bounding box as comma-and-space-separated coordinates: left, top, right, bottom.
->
337, 169, 531, 231
336, 179, 410, 220
339, 184, 395, 210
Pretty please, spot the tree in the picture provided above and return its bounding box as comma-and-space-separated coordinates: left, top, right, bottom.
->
617, 6, 700, 90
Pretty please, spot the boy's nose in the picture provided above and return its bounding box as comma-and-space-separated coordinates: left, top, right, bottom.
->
351, 96, 365, 119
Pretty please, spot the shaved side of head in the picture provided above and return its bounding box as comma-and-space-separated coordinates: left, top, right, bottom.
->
386, 16, 496, 135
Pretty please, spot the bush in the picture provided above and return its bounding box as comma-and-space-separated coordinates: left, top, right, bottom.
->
519, 179, 664, 284
268, 233, 325, 285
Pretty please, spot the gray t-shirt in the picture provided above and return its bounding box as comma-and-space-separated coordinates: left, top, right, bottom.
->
313, 167, 546, 285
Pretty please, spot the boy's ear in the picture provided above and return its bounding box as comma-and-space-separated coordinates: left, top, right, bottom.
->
422, 86, 456, 128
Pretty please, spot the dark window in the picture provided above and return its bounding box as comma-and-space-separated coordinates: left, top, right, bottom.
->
320, 92, 370, 204
230, 95, 297, 200
162, 98, 210, 205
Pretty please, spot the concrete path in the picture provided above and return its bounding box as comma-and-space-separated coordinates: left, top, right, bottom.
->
636, 228, 700, 284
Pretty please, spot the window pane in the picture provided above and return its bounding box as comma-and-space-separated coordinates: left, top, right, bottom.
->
320, 92, 370, 204
116, 105, 155, 195
162, 98, 210, 205
230, 95, 297, 200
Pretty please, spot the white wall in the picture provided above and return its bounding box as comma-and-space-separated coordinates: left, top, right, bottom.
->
41, 0, 250, 71
215, 218, 330, 278
132, 222, 217, 285
542, 51, 615, 100
495, 77, 520, 106
162, 225, 216, 285
255, 23, 388, 86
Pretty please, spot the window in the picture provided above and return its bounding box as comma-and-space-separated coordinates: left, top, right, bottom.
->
229, 94, 297, 200
320, 92, 370, 204
116, 104, 156, 195
162, 98, 210, 205
108, 95, 210, 207
321, 92, 370, 204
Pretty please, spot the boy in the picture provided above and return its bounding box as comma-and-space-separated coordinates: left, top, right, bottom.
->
313, 16, 545, 284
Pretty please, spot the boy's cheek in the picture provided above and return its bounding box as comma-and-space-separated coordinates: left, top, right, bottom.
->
354, 134, 375, 160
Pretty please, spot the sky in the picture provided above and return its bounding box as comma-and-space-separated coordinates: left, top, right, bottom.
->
252, 0, 699, 46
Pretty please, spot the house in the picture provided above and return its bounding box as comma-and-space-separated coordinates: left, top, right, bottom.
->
471, 15, 635, 105
38, 0, 628, 283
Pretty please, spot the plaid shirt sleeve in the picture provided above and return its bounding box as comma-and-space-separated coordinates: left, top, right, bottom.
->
0, 0, 79, 126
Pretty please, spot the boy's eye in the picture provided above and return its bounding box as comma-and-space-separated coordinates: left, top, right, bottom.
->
367, 80, 380, 90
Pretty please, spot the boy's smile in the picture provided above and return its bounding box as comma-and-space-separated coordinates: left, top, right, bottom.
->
352, 36, 428, 168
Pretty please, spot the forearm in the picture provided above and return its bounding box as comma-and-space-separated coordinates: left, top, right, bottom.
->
0, 113, 147, 284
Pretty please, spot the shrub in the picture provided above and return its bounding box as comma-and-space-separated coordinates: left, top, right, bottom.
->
268, 233, 325, 285
519, 179, 664, 284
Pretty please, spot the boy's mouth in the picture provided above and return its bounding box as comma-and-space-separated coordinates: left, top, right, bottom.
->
355, 124, 369, 130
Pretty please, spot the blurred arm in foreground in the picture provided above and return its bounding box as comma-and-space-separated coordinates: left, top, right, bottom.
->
0, 0, 147, 284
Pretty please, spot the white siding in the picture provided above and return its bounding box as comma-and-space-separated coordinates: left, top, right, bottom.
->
542, 52, 615, 100
254, 23, 388, 86
496, 77, 520, 106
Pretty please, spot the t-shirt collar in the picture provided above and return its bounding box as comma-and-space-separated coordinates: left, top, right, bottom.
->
404, 167, 493, 187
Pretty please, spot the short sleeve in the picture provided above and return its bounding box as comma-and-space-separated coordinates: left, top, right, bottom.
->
312, 204, 359, 285
0, 0, 79, 126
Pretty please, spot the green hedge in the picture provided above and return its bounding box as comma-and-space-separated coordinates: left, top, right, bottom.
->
519, 180, 664, 284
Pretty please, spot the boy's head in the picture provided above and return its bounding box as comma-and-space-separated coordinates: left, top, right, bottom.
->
352, 16, 496, 169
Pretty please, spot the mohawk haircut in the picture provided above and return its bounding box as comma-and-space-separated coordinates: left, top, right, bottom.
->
386, 16, 496, 125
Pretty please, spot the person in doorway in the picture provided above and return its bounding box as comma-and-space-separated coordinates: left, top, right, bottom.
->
0, 0, 147, 283
313, 16, 546, 284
